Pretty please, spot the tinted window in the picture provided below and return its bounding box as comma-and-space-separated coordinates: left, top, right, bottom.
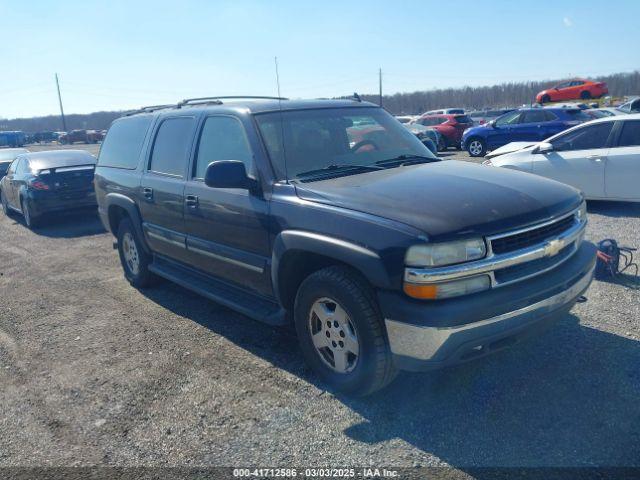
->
419, 117, 447, 126
551, 122, 613, 151
447, 109, 465, 114
563, 110, 591, 121
149, 117, 196, 177
617, 121, 640, 147
544, 110, 559, 121
521, 110, 547, 123
454, 115, 472, 123
98, 115, 153, 169
194, 116, 254, 179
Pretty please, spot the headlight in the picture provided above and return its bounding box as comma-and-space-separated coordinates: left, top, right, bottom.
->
576, 201, 587, 222
405, 239, 486, 267
404, 275, 491, 300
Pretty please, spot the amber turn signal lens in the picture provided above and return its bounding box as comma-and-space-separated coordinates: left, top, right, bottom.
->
403, 283, 438, 300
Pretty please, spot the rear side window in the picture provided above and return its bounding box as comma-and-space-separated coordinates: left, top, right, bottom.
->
149, 117, 196, 177
617, 121, 640, 147
98, 116, 153, 169
563, 109, 591, 121
520, 110, 547, 123
551, 122, 613, 151
419, 117, 446, 126
454, 115, 472, 123
544, 110, 559, 121
194, 116, 254, 179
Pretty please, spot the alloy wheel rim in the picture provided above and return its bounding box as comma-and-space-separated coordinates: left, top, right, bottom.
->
122, 232, 140, 276
308, 297, 360, 374
470, 141, 483, 156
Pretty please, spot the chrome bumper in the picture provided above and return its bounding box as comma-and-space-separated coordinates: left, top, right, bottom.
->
386, 262, 594, 364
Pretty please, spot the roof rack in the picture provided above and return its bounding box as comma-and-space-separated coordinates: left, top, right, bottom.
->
124, 104, 176, 116
176, 96, 289, 108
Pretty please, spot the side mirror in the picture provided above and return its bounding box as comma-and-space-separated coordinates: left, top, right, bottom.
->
535, 142, 553, 154
489, 120, 497, 128
204, 160, 255, 191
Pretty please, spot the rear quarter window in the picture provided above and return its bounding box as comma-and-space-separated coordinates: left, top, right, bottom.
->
97, 115, 153, 169
454, 115, 472, 123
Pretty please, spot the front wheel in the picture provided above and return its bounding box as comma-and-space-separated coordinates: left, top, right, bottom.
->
117, 218, 158, 288
467, 138, 487, 157
541, 94, 551, 104
294, 266, 397, 396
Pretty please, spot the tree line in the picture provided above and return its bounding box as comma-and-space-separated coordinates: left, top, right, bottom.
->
1, 71, 639, 132
362, 70, 640, 114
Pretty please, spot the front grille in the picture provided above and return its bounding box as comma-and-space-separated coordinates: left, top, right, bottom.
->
494, 243, 574, 284
491, 214, 576, 255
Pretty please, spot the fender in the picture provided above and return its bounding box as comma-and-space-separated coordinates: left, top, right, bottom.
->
271, 230, 393, 304
104, 193, 150, 253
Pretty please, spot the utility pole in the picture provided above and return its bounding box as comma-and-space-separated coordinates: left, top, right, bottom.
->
378, 68, 383, 107
55, 73, 67, 131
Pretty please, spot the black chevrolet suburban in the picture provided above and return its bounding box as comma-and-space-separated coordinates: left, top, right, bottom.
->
95, 97, 595, 395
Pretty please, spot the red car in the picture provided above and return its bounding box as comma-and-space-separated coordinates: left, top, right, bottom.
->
536, 79, 608, 104
415, 114, 473, 149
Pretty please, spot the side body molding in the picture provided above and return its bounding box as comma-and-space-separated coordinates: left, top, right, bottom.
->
104, 193, 150, 253
271, 230, 391, 303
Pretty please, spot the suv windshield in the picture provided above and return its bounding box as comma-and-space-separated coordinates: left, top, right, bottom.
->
255, 107, 435, 180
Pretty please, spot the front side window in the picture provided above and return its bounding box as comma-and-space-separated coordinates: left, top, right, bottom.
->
495, 110, 521, 126
255, 107, 433, 180
617, 121, 640, 147
194, 116, 254, 179
551, 122, 613, 152
149, 117, 196, 177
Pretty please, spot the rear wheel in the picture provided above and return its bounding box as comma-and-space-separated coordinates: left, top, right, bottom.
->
294, 266, 397, 396
580, 91, 591, 99
117, 218, 158, 288
467, 137, 487, 157
21, 197, 39, 229
1, 189, 13, 217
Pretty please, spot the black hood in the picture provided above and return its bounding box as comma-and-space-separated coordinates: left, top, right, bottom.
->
294, 161, 581, 240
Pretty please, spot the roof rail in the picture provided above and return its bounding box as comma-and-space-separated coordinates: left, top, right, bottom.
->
176, 96, 289, 108
123, 104, 176, 116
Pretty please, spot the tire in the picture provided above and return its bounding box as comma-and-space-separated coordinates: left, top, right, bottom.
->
294, 266, 397, 396
467, 137, 487, 157
541, 94, 551, 104
20, 197, 39, 229
1, 189, 13, 217
117, 217, 158, 288
580, 91, 591, 100
437, 137, 446, 152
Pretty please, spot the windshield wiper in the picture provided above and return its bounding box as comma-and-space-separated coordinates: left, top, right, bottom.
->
375, 154, 437, 168
296, 163, 384, 180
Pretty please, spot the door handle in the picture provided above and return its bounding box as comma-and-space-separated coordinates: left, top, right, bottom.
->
185, 194, 199, 207
587, 155, 606, 162
142, 187, 154, 201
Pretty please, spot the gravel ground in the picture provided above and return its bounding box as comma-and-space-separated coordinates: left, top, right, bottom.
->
1, 144, 639, 471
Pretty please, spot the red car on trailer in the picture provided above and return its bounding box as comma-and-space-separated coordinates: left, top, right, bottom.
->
536, 79, 608, 104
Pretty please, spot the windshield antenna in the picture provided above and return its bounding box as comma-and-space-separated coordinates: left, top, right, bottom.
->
274, 56, 289, 182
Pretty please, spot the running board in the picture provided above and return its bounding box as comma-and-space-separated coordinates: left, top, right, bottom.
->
149, 256, 287, 326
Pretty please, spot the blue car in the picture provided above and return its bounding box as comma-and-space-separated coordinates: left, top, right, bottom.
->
462, 107, 591, 157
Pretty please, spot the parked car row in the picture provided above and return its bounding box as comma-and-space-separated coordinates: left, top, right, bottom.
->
485, 114, 640, 203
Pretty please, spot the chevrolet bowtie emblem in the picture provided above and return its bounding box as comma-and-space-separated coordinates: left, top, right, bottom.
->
544, 239, 564, 257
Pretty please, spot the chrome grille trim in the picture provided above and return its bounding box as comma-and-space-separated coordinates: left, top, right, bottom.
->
405, 207, 586, 287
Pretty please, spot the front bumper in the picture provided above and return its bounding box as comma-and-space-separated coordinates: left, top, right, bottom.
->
380, 241, 596, 371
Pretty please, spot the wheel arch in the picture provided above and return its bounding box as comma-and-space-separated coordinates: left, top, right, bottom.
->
271, 230, 391, 312
105, 193, 150, 253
